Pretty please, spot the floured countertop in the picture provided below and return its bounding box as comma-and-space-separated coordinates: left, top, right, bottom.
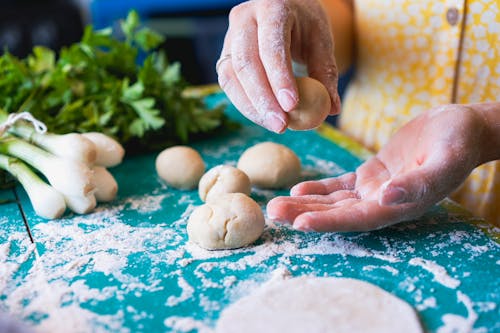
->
1, 93, 499, 333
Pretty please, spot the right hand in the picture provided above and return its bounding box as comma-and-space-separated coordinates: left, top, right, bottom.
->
216, 0, 341, 133
267, 103, 493, 231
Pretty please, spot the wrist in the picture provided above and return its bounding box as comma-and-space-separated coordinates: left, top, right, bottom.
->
472, 102, 500, 164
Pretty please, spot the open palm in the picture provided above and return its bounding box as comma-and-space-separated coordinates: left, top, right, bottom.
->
267, 105, 485, 231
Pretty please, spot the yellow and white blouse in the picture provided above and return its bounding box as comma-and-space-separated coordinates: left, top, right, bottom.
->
340, 0, 500, 225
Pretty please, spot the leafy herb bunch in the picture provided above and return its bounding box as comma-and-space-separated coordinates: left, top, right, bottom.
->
0, 10, 231, 152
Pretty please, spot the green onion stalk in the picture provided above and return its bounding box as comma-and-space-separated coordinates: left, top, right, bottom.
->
0, 154, 66, 219
0, 137, 96, 214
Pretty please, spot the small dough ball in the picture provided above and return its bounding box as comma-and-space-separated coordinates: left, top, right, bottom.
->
187, 193, 265, 250
288, 76, 331, 130
199, 165, 251, 202
155, 146, 205, 189
237, 142, 301, 189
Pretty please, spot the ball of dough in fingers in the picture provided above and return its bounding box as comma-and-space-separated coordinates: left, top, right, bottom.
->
155, 146, 205, 189
288, 76, 331, 130
199, 165, 251, 202
187, 193, 265, 250
237, 142, 301, 189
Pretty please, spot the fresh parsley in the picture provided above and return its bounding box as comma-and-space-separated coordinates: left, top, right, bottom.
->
0, 10, 234, 153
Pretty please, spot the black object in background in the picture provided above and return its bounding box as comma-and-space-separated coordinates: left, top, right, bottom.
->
145, 9, 231, 85
0, 0, 84, 57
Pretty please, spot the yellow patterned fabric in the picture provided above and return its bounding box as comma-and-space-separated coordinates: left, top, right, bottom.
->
340, 0, 500, 225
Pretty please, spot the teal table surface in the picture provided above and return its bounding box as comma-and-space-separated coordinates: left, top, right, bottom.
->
1, 93, 499, 333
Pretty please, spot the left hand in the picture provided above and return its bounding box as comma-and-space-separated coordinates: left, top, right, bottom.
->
267, 104, 488, 232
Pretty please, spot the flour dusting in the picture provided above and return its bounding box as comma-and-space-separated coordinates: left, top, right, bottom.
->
437, 292, 480, 333
0, 192, 498, 333
409, 258, 461, 289
304, 155, 346, 177
123, 193, 169, 213
166, 277, 195, 307
164, 316, 213, 333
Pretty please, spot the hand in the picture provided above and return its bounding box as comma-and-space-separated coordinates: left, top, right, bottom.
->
267, 104, 488, 231
216, 0, 341, 133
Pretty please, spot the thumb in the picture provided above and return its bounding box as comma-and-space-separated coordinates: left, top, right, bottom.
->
379, 168, 437, 206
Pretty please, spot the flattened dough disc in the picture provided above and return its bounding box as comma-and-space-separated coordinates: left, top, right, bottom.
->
216, 276, 423, 333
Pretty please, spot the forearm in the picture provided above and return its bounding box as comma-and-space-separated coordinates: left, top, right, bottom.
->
474, 102, 500, 164
320, 0, 355, 74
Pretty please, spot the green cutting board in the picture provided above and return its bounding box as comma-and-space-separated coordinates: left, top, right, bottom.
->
0, 93, 499, 333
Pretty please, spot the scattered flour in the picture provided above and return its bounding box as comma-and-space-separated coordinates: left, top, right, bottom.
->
1, 196, 180, 332
0, 192, 498, 333
416, 296, 437, 311
164, 316, 213, 333
304, 155, 345, 177
438, 292, 480, 333
166, 277, 195, 307
123, 193, 169, 214
363, 265, 399, 275
184, 222, 400, 268
409, 258, 461, 289
91, 252, 127, 276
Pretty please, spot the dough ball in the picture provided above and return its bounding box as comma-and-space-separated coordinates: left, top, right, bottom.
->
187, 193, 265, 250
155, 146, 205, 189
198, 165, 251, 202
216, 276, 423, 333
288, 76, 331, 130
237, 142, 301, 189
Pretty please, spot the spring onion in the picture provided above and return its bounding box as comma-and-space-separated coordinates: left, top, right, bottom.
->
81, 132, 125, 167
65, 192, 97, 215
0, 137, 94, 197
0, 154, 66, 219
8, 124, 97, 165
92, 166, 118, 202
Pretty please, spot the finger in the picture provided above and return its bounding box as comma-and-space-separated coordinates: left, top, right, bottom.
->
267, 190, 359, 222
290, 172, 356, 196
217, 7, 286, 133
229, 11, 288, 132
218, 58, 283, 132
266, 197, 336, 223
277, 191, 359, 205
305, 19, 341, 115
293, 200, 418, 232
256, 2, 298, 112
355, 156, 391, 184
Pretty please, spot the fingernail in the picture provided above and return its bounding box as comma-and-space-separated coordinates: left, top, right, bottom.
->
289, 186, 299, 196
293, 221, 316, 232
271, 218, 291, 225
335, 93, 341, 111
266, 209, 277, 220
331, 93, 341, 115
277, 89, 297, 112
381, 186, 407, 205
266, 112, 286, 133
